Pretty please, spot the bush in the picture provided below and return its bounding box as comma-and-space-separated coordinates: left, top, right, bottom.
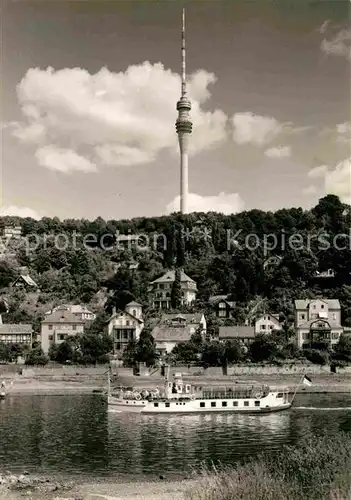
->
303, 349, 329, 365
186, 431, 351, 500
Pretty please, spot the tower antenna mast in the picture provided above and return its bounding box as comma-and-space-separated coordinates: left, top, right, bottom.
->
176, 8, 192, 214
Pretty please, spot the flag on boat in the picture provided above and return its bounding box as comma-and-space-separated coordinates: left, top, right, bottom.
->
302, 375, 312, 386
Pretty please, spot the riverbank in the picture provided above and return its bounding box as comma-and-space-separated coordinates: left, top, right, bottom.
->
1, 432, 350, 499
2, 373, 351, 395
0, 474, 196, 499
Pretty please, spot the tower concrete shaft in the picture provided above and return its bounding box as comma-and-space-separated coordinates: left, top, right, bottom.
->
176, 8, 192, 214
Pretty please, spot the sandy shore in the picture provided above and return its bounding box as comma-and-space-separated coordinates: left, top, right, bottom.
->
1, 374, 351, 395
0, 478, 197, 500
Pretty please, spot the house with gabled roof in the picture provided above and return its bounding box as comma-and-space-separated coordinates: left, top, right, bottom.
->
0, 323, 33, 347
148, 269, 197, 309
107, 301, 144, 357
218, 326, 255, 345
45, 304, 96, 323
151, 312, 206, 354
12, 274, 39, 291
41, 309, 85, 354
294, 298, 344, 349
208, 295, 235, 318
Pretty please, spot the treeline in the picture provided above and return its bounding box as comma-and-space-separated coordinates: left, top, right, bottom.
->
0, 194, 351, 329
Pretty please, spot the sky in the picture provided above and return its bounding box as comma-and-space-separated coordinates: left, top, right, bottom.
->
1, 0, 350, 221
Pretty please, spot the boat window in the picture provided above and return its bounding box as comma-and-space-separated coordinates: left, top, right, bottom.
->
255, 401, 260, 407
154, 403, 159, 407
200, 402, 205, 407
222, 401, 227, 407
165, 403, 170, 407
211, 402, 216, 407
276, 393, 283, 398
244, 401, 249, 406
233, 401, 238, 406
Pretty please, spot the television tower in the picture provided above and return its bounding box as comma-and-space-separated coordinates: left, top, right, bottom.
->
176, 8, 192, 214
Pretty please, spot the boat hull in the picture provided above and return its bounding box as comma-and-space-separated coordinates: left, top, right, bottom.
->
108, 396, 291, 414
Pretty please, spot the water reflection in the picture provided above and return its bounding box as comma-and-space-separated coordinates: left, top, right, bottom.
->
0, 393, 350, 477
107, 411, 292, 474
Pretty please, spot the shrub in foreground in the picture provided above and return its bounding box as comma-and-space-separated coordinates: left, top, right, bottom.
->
186, 431, 351, 500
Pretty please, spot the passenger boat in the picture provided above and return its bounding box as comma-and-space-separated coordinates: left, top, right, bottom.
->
107, 367, 293, 414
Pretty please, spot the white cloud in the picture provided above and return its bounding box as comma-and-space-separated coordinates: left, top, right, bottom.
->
336, 122, 351, 144
0, 206, 43, 219
35, 146, 97, 173
166, 192, 244, 215
325, 157, 351, 204
232, 112, 283, 146
308, 165, 328, 179
321, 27, 351, 60
307, 157, 351, 204
14, 63, 228, 173
264, 146, 291, 158
302, 185, 317, 196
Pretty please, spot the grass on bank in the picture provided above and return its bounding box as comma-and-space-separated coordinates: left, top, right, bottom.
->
186, 431, 351, 500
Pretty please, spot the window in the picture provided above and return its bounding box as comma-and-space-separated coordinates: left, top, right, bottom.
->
133, 310, 136, 317
301, 314, 305, 320
255, 401, 260, 407
48, 325, 53, 330
222, 401, 227, 407
267, 316, 270, 320
123, 331, 128, 339
116, 342, 121, 350
270, 325, 274, 330
277, 393, 283, 398
200, 402, 205, 408
244, 401, 249, 406
219, 302, 226, 309
233, 401, 238, 406
313, 305, 316, 309
321, 304, 324, 309
58, 334, 67, 341
126, 320, 130, 326
154, 403, 159, 407
302, 332, 309, 340
332, 332, 339, 340
211, 402, 216, 407
72, 325, 76, 331
260, 325, 266, 330
165, 403, 170, 407
219, 310, 226, 317
332, 313, 336, 320
49, 335, 53, 341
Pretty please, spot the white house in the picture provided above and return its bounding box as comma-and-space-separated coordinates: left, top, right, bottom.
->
107, 301, 144, 357
41, 309, 85, 354
148, 270, 197, 309
254, 313, 282, 335
294, 298, 344, 349
151, 312, 206, 355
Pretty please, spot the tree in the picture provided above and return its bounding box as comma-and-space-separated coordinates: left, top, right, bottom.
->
332, 335, 351, 364
0, 343, 10, 362
171, 268, 182, 309
133, 329, 158, 367
25, 346, 49, 365
248, 335, 279, 362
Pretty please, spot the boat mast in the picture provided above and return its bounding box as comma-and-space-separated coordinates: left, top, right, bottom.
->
290, 373, 305, 404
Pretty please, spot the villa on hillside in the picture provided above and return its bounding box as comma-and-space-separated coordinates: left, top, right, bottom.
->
218, 326, 255, 345
208, 295, 235, 318
45, 304, 96, 323
294, 298, 344, 349
41, 309, 85, 354
107, 301, 144, 357
2, 225, 22, 239
151, 312, 206, 355
254, 313, 282, 334
148, 270, 197, 309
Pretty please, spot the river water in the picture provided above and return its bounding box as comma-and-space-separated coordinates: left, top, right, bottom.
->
0, 393, 350, 479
